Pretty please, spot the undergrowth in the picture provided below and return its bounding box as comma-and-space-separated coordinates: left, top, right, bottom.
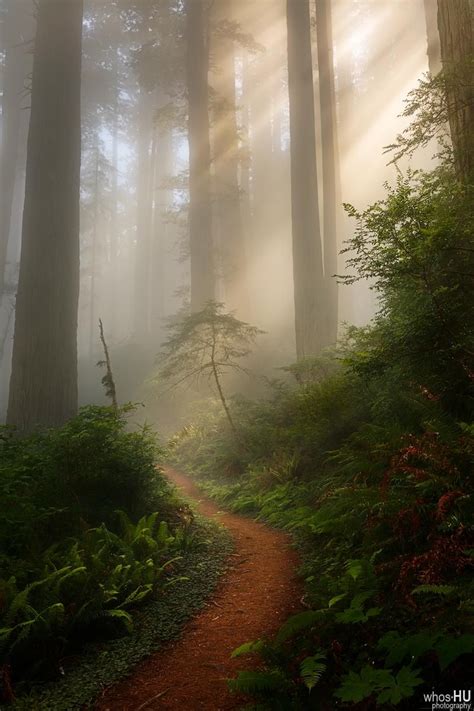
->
170, 162, 474, 709
0, 405, 198, 704
9, 517, 233, 711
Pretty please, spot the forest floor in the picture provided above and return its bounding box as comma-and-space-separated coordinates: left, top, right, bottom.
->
94, 466, 302, 711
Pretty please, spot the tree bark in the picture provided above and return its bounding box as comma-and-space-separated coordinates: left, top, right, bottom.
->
7, 0, 83, 431
316, 0, 339, 347
150, 103, 173, 339
437, 0, 474, 181
133, 86, 154, 340
210, 0, 248, 317
424, 0, 442, 75
0, 0, 30, 297
186, 0, 214, 311
89, 145, 100, 358
109, 47, 120, 335
287, 0, 325, 358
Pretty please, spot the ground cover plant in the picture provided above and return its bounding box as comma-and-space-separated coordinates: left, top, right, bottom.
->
10, 517, 233, 711
0, 405, 191, 703
171, 148, 474, 708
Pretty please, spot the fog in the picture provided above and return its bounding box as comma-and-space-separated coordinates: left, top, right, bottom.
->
0, 0, 438, 425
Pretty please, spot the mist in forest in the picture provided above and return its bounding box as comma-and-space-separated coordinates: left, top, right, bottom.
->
0, 0, 438, 427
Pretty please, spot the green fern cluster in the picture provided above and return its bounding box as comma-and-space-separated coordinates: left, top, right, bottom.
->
0, 510, 185, 693
228, 565, 474, 709
0, 407, 191, 701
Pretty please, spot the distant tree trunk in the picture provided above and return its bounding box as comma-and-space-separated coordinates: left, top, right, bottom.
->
7, 0, 83, 431
133, 86, 153, 340
247, 7, 279, 261
109, 48, 120, 335
150, 104, 173, 340
316, 0, 339, 347
239, 50, 253, 277
437, 0, 474, 181
89, 146, 100, 358
211, 0, 248, 316
286, 0, 325, 359
0, 0, 29, 298
424, 0, 442, 75
186, 0, 214, 311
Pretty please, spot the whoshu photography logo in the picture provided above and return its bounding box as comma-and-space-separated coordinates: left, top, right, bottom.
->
420, 688, 473, 710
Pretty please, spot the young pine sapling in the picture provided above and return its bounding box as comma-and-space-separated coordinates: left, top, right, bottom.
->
158, 301, 264, 436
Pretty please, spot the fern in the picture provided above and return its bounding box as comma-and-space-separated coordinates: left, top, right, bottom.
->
276, 610, 323, 644
228, 670, 289, 695
98, 609, 133, 634
300, 652, 326, 691
411, 584, 456, 596
231, 639, 265, 658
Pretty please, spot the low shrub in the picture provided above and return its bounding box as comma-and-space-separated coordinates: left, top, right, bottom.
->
0, 406, 188, 702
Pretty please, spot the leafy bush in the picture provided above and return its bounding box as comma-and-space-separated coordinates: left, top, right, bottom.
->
0, 406, 188, 701
0, 405, 173, 565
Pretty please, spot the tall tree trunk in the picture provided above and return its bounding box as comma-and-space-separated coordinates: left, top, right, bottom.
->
0, 0, 29, 298
211, 0, 247, 317
8, 0, 83, 431
109, 47, 120, 335
247, 6, 279, 252
133, 87, 153, 340
239, 49, 254, 301
186, 0, 214, 311
89, 145, 100, 358
316, 0, 339, 347
424, 0, 442, 75
150, 112, 173, 339
437, 0, 474, 181
286, 0, 325, 359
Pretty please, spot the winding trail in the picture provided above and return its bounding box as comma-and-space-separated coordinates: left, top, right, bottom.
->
95, 467, 302, 710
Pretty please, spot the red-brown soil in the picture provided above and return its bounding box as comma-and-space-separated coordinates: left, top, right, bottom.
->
95, 466, 302, 710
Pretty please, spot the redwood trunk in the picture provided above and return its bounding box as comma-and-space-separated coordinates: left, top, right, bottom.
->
186, 0, 214, 311
287, 0, 325, 358
0, 1, 29, 297
424, 0, 442, 75
316, 0, 339, 347
211, 0, 247, 316
437, 0, 474, 181
7, 0, 83, 431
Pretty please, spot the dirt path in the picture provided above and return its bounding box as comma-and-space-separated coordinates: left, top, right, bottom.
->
95, 467, 302, 710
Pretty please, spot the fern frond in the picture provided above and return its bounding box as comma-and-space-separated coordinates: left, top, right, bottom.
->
300, 652, 327, 691
228, 670, 288, 695
276, 610, 322, 645
231, 639, 265, 658
411, 584, 456, 596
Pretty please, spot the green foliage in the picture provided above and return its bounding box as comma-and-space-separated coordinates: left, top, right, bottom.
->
231, 639, 265, 658
300, 652, 326, 691
335, 665, 423, 706
0, 405, 170, 563
378, 631, 474, 671
0, 406, 192, 701
12, 519, 233, 710
157, 301, 263, 394
275, 611, 323, 645
341, 171, 474, 418
228, 670, 290, 695
0, 510, 183, 686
